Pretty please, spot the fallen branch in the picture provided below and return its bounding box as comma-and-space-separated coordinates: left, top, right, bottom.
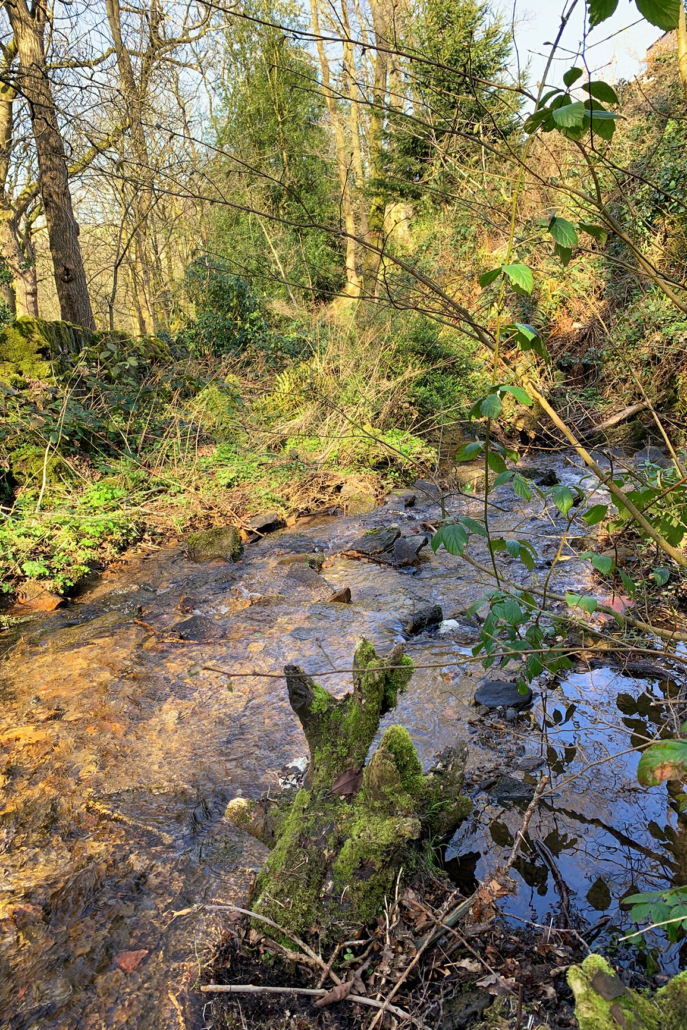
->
579, 400, 651, 439
199, 984, 419, 1023
503, 775, 550, 873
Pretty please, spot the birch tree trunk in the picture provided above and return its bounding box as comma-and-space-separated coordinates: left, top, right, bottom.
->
7, 0, 94, 329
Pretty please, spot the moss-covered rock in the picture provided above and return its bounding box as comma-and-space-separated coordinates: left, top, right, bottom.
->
568, 954, 687, 1030
187, 525, 242, 562
0, 316, 96, 383
226, 639, 472, 943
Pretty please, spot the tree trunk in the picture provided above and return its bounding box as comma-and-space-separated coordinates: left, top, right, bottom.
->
364, 0, 391, 292
8, 1, 94, 328
678, 2, 687, 104
225, 639, 471, 942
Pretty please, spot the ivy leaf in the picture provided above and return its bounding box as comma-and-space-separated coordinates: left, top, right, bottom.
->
551, 485, 574, 516
552, 101, 586, 127
586, 0, 619, 27
563, 67, 583, 87
479, 266, 502, 287
548, 216, 579, 249
580, 223, 608, 246
634, 0, 681, 31
513, 473, 532, 500
487, 451, 507, 474
637, 740, 687, 787
653, 567, 670, 586
480, 394, 503, 419
502, 263, 533, 294
582, 80, 619, 104
583, 503, 608, 526
498, 384, 533, 406
431, 523, 468, 555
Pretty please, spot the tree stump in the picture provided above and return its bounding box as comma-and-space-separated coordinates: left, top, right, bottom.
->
225, 638, 472, 941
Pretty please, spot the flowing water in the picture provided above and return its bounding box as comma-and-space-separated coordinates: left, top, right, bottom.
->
1, 455, 685, 1028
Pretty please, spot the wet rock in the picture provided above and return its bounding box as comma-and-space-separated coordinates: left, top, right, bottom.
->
516, 756, 544, 772
521, 467, 559, 486
347, 525, 401, 554
404, 603, 443, 635
277, 552, 325, 570
505, 707, 518, 722
441, 988, 492, 1029
16, 580, 63, 611
384, 488, 416, 508
438, 619, 460, 635
327, 587, 352, 603
635, 445, 671, 467
278, 756, 309, 789
274, 534, 321, 554
285, 564, 325, 590
490, 775, 536, 803
412, 478, 442, 501
187, 525, 242, 562
177, 595, 200, 613
171, 615, 224, 642
393, 534, 429, 566
474, 680, 533, 710
246, 512, 285, 534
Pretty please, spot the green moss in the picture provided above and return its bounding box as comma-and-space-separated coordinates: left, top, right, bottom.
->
381, 725, 424, 792
0, 316, 96, 383
567, 955, 687, 1030
187, 525, 242, 561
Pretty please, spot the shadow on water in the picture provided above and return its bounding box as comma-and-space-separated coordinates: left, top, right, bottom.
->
0, 453, 685, 1026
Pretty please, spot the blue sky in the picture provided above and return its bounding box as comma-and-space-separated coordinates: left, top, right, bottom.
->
499, 0, 665, 88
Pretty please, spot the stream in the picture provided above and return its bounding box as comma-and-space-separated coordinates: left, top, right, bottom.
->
1, 453, 685, 1029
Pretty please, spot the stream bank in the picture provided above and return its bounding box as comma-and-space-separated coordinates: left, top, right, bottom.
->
0, 453, 685, 1028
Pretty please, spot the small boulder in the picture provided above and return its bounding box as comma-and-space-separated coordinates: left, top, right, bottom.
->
171, 615, 224, 642
384, 488, 416, 508
340, 482, 378, 514
404, 603, 443, 635
393, 534, 429, 567
327, 587, 352, 604
490, 775, 536, 803
246, 512, 285, 535
412, 479, 442, 501
347, 525, 401, 555
285, 564, 325, 590
187, 526, 242, 562
635, 445, 671, 467
474, 680, 532, 710
16, 581, 63, 611
277, 552, 325, 571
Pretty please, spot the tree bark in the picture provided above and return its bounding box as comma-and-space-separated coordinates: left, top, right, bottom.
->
7, 0, 94, 328
678, 2, 687, 104
225, 639, 471, 942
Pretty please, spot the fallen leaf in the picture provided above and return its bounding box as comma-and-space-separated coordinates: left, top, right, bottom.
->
331, 767, 363, 796
455, 958, 483, 973
114, 949, 148, 973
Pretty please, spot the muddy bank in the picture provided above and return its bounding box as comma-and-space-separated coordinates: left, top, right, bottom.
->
0, 455, 685, 1028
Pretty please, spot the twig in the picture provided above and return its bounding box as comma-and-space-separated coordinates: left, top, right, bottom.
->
199, 984, 418, 1023
503, 775, 550, 873
533, 838, 571, 928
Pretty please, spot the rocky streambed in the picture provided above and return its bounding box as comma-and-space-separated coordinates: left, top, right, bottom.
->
0, 455, 685, 1028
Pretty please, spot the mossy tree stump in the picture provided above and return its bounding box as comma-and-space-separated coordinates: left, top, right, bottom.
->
568, 955, 687, 1029
226, 638, 472, 941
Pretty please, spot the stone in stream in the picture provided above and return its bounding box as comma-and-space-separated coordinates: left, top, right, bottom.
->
187, 525, 242, 562
635, 445, 671, 467
474, 680, 533, 710
327, 587, 352, 603
520, 466, 559, 486
277, 551, 325, 571
393, 534, 429, 566
245, 512, 285, 534
339, 482, 378, 514
412, 478, 442, 501
384, 488, 416, 508
490, 775, 536, 804
347, 525, 401, 554
285, 564, 327, 590
177, 595, 201, 613
171, 615, 224, 642
404, 603, 443, 635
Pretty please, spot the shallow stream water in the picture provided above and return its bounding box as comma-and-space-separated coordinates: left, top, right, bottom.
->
0, 455, 685, 1028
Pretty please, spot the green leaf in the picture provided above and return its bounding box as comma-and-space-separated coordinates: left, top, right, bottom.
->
494, 470, 515, 486
506, 539, 521, 558
552, 101, 586, 127
487, 451, 507, 474
653, 567, 670, 587
479, 266, 502, 287
431, 523, 468, 555
480, 394, 503, 419
489, 538, 507, 554
524, 107, 554, 134
619, 569, 637, 597
554, 243, 573, 266
637, 739, 687, 787
513, 473, 532, 500
583, 503, 608, 526
582, 80, 619, 105
563, 67, 583, 87
538, 89, 563, 108
548, 216, 579, 249
580, 223, 608, 246
493, 599, 524, 625
634, 0, 681, 31
587, 0, 619, 27
455, 441, 483, 460
527, 653, 544, 677
592, 554, 613, 575
519, 547, 535, 572
566, 592, 598, 613
551, 485, 574, 516
502, 263, 533, 294
498, 384, 533, 406
588, 109, 618, 140
460, 516, 488, 537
